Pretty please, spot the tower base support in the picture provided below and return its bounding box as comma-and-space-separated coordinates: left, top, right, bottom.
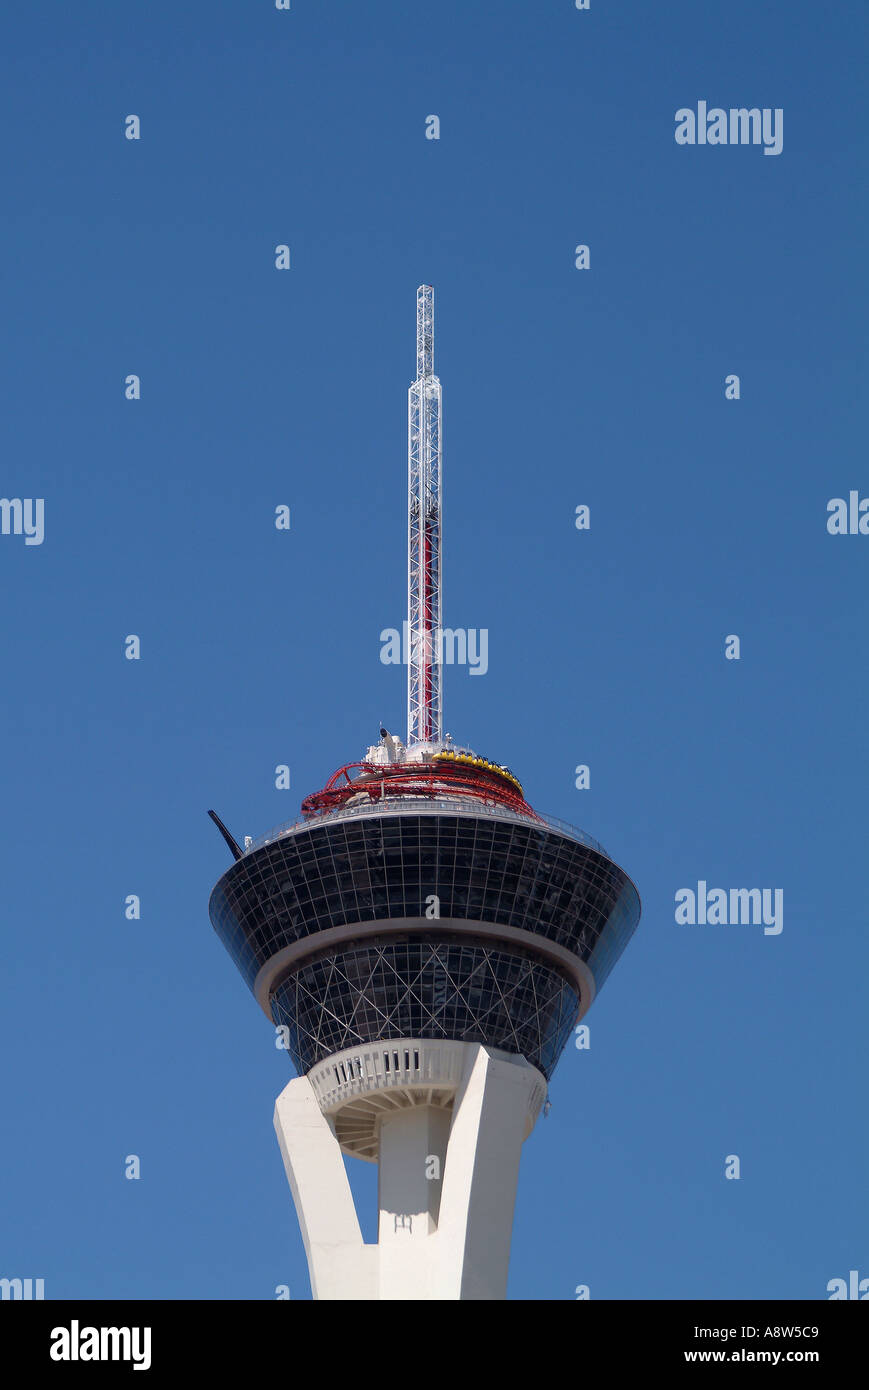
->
273, 1042, 544, 1300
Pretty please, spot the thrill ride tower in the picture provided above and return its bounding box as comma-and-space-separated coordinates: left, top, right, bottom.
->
208, 287, 641, 1300
407, 283, 442, 748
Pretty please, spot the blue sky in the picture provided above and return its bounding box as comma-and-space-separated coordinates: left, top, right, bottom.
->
0, 0, 865, 1299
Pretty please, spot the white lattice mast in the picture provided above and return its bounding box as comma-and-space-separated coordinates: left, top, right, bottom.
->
407, 285, 443, 746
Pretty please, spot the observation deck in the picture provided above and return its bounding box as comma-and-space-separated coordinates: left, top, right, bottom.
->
209, 736, 641, 1122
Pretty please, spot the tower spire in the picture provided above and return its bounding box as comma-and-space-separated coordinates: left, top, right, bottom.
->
407, 285, 442, 746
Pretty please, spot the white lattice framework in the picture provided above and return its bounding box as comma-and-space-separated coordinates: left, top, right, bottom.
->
407, 285, 442, 745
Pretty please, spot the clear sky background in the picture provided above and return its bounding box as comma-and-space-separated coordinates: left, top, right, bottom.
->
1, 1, 866, 1300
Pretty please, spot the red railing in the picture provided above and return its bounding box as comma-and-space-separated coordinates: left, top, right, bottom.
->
300, 758, 542, 822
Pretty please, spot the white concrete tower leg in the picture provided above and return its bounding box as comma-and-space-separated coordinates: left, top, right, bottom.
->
377, 1104, 451, 1300
273, 1076, 377, 1300
434, 1045, 541, 1300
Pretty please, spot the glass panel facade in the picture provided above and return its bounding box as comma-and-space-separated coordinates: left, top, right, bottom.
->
208, 811, 640, 1077
269, 935, 579, 1077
